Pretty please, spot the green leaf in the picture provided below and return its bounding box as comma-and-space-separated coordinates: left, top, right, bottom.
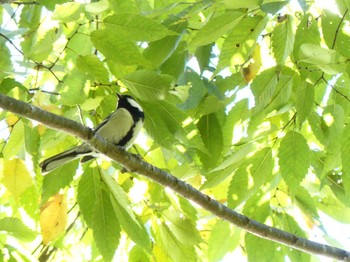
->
85, 0, 110, 14
194, 44, 213, 72
245, 233, 280, 262
335, 0, 349, 14
322, 105, 344, 176
322, 10, 350, 58
80, 97, 104, 111
332, 75, 350, 114
91, 29, 147, 66
326, 170, 349, 207
243, 200, 271, 222
143, 100, 206, 151
67, 32, 94, 57
294, 79, 314, 127
202, 143, 255, 190
263, 71, 293, 114
108, 0, 137, 12
0, 217, 36, 241
341, 124, 350, 202
52, 2, 84, 22
221, 0, 261, 9
0, 39, 12, 79
2, 120, 24, 159
261, 1, 289, 14
81, 169, 121, 261
20, 186, 40, 220
42, 160, 78, 203
29, 28, 60, 62
190, 11, 244, 47
122, 70, 172, 101
129, 245, 150, 262
195, 95, 226, 116
295, 187, 318, 219
59, 70, 88, 105
321, 10, 342, 51
217, 15, 268, 71
77, 168, 98, 226
334, 23, 350, 59
156, 222, 196, 262
0, 78, 26, 94
76, 55, 109, 83
299, 44, 346, 75
293, 14, 320, 60
222, 99, 249, 152
208, 220, 240, 262
110, 197, 151, 251
197, 113, 223, 169
308, 111, 327, 144
40, 127, 77, 152
317, 187, 350, 223
178, 71, 207, 111
251, 68, 279, 114
24, 124, 40, 165
299, 44, 345, 64
227, 168, 248, 208
101, 172, 151, 251
144, 19, 187, 67
228, 148, 273, 208
249, 147, 273, 186
278, 131, 310, 191
99, 94, 118, 120
163, 209, 202, 246
144, 35, 182, 67
92, 185, 121, 261
104, 13, 177, 42
271, 15, 295, 64
19, 4, 42, 28
160, 42, 188, 80
178, 197, 198, 221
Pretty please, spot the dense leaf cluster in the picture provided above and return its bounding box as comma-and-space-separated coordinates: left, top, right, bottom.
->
0, 0, 350, 261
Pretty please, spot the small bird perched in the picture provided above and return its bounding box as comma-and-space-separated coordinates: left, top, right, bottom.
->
40, 93, 144, 173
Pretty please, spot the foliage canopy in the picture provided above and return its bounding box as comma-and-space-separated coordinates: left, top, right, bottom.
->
1, 0, 350, 261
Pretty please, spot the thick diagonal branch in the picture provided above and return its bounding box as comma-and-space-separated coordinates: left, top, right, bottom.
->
0, 94, 349, 261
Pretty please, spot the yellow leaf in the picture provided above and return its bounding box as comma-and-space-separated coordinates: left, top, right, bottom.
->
40, 194, 68, 245
242, 44, 262, 83
6, 114, 19, 126
153, 244, 170, 262
2, 158, 33, 197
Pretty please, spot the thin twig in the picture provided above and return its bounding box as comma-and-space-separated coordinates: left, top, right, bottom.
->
0, 32, 23, 54
322, 76, 350, 103
331, 9, 348, 49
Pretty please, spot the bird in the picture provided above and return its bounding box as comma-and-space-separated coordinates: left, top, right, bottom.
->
40, 93, 144, 173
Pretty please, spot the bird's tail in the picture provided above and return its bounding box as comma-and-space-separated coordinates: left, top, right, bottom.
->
40, 144, 92, 173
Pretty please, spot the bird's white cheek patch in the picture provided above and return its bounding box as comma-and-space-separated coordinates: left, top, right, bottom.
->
127, 98, 143, 112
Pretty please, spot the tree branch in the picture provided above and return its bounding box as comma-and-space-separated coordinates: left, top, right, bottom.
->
0, 0, 39, 4
0, 94, 349, 261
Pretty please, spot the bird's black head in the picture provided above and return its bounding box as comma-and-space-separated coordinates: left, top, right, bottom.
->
117, 93, 144, 121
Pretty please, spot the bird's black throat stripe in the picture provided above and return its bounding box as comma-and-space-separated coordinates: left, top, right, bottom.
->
117, 122, 137, 147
